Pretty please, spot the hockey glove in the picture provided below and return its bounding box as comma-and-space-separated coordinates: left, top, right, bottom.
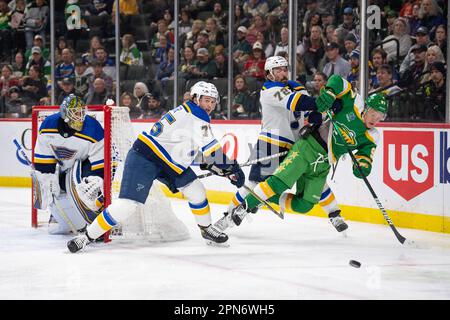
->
352, 158, 372, 179
200, 162, 245, 188
316, 87, 336, 113
307, 111, 323, 126
227, 165, 245, 188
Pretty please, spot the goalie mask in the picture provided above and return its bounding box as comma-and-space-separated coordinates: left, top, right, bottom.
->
60, 94, 86, 131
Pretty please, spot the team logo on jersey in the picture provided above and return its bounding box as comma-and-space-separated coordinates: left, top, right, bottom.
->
332, 122, 357, 147
346, 112, 356, 122
50, 145, 78, 161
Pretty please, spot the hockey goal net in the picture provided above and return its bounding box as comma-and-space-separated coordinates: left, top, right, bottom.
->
31, 105, 190, 242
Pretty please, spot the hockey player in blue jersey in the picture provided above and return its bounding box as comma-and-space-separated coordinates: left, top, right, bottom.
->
67, 81, 246, 252
33, 94, 106, 234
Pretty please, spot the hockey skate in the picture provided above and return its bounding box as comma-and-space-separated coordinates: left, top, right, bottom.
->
67, 233, 93, 253
230, 203, 251, 226
199, 225, 229, 247
214, 212, 233, 232
329, 210, 348, 234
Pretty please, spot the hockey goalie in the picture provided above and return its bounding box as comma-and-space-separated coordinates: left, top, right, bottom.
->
32, 94, 105, 235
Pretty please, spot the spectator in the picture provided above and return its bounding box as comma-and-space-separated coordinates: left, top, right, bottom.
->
246, 13, 266, 46
399, 44, 428, 89
232, 74, 255, 118
84, 0, 111, 17
119, 91, 140, 119
94, 47, 115, 80
212, 2, 227, 30
322, 42, 351, 78
120, 34, 143, 66
162, 9, 175, 31
179, 9, 192, 36
343, 32, 358, 61
25, 34, 49, 62
24, 46, 51, 80
408, 3, 421, 36
232, 26, 252, 66
381, 17, 412, 63
320, 10, 335, 29
418, 0, 445, 39
422, 44, 445, 83
82, 36, 102, 65
54, 36, 69, 65
384, 9, 398, 36
233, 4, 250, 33
153, 34, 172, 65
339, 7, 358, 34
9, 0, 27, 53
56, 77, 76, 104
346, 49, 360, 90
111, 0, 139, 34
308, 71, 328, 97
243, 0, 269, 17
420, 61, 446, 121
434, 24, 446, 58
180, 46, 197, 78
331, 27, 349, 53
400, 26, 431, 74
11, 51, 26, 79
205, 17, 225, 47
133, 81, 150, 112
3, 86, 28, 117
85, 77, 110, 105
297, 26, 325, 75
213, 44, 231, 78
182, 19, 204, 49
23, 0, 49, 50
274, 27, 289, 57
150, 20, 174, 52
264, 13, 281, 48
373, 64, 395, 91
325, 25, 336, 44
73, 58, 91, 97
193, 30, 213, 54
141, 93, 165, 119
182, 90, 191, 102
55, 48, 75, 85
255, 30, 274, 58
188, 47, 218, 80
0, 65, 20, 98
21, 64, 47, 104
0, 0, 12, 60
242, 41, 266, 81
87, 60, 113, 95
156, 47, 175, 97
305, 11, 322, 38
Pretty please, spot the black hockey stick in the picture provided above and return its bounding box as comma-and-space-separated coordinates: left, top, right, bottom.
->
242, 184, 284, 219
197, 151, 288, 179
325, 111, 412, 245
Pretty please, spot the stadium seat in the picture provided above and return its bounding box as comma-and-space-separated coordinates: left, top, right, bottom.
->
125, 65, 147, 80
120, 79, 137, 95
212, 78, 228, 97
196, 11, 213, 21
142, 51, 153, 66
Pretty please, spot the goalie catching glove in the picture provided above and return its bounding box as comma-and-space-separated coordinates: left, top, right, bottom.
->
200, 161, 245, 188
75, 176, 104, 212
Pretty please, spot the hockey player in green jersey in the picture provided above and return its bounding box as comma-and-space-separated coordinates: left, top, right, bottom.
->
214, 74, 388, 230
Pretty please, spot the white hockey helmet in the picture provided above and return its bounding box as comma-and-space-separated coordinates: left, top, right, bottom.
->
190, 81, 220, 103
264, 56, 288, 72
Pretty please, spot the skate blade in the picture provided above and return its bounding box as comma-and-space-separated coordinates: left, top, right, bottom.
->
205, 240, 230, 247
340, 229, 348, 238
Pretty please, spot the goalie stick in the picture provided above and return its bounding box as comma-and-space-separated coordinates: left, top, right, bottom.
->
325, 111, 413, 246
197, 151, 289, 179
13, 139, 79, 234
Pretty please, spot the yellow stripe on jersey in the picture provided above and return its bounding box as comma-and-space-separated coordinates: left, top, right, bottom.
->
288, 92, 302, 112
203, 142, 222, 157
182, 102, 192, 114
39, 129, 58, 134
365, 131, 375, 143
74, 132, 98, 143
34, 158, 57, 164
336, 79, 352, 98
97, 213, 113, 231
91, 163, 104, 171
353, 105, 363, 121
138, 134, 184, 174
190, 206, 210, 215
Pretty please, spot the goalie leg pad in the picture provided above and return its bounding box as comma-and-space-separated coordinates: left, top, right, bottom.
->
180, 179, 211, 227
48, 194, 89, 234
32, 171, 60, 210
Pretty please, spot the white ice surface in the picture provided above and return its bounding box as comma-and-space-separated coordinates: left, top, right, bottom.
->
1, 187, 450, 300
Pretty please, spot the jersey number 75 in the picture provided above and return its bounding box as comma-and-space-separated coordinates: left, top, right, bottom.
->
150, 112, 176, 137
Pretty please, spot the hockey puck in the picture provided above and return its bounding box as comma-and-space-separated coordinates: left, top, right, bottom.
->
349, 260, 361, 268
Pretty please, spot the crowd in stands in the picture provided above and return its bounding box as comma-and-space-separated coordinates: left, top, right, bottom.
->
0, 0, 447, 122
